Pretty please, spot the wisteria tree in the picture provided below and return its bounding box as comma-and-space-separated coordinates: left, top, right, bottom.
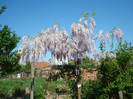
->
18, 13, 124, 99
18, 16, 123, 65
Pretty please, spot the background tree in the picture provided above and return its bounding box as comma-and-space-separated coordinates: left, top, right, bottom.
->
0, 5, 6, 27
0, 25, 21, 76
98, 41, 133, 99
21, 62, 37, 77
0, 5, 21, 76
21, 62, 31, 77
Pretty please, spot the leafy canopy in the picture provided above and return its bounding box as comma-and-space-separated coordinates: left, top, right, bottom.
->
0, 25, 21, 76
98, 41, 133, 98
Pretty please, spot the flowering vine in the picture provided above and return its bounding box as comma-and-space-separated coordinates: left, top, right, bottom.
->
18, 16, 123, 64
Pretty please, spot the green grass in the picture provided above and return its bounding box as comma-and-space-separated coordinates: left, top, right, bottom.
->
0, 78, 30, 96
0, 77, 67, 98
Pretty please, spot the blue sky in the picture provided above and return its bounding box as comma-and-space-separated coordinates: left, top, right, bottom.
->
0, 0, 133, 62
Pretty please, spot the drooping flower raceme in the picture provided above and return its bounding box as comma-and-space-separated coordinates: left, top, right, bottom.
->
113, 27, 123, 42
18, 17, 123, 64
18, 25, 71, 64
105, 32, 110, 45
70, 17, 98, 61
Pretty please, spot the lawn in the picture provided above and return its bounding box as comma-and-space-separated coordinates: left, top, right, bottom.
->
0, 77, 67, 98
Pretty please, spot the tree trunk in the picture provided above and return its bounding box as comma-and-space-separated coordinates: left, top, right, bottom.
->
30, 63, 34, 99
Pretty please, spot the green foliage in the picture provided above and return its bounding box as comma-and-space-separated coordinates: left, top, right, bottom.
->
52, 58, 97, 98
98, 41, 133, 98
52, 64, 76, 81
0, 78, 29, 98
99, 42, 105, 52
21, 62, 38, 77
80, 11, 90, 18
92, 12, 96, 16
80, 11, 96, 18
0, 5, 7, 14
52, 57, 98, 98
21, 62, 31, 75
51, 64, 78, 98
81, 79, 102, 99
34, 92, 45, 99
80, 41, 133, 99
0, 25, 21, 76
82, 56, 97, 69
67, 80, 77, 98
12, 84, 25, 98
0, 77, 66, 98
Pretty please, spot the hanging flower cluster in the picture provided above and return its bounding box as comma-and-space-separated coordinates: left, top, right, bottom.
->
18, 25, 70, 64
70, 17, 96, 61
112, 27, 123, 42
18, 17, 123, 64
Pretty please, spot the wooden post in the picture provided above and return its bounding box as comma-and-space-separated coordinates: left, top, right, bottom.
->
118, 91, 123, 99
30, 62, 34, 99
77, 60, 81, 99
75, 58, 81, 99
75, 61, 78, 99
78, 83, 81, 99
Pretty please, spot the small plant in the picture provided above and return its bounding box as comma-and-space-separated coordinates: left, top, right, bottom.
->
34, 92, 45, 99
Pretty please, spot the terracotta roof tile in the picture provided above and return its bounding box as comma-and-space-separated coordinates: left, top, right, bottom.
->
34, 62, 51, 69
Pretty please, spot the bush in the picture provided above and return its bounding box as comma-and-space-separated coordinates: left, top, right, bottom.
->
81, 79, 101, 99
34, 92, 45, 99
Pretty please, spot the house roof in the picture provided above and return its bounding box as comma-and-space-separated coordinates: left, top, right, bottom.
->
34, 62, 51, 69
